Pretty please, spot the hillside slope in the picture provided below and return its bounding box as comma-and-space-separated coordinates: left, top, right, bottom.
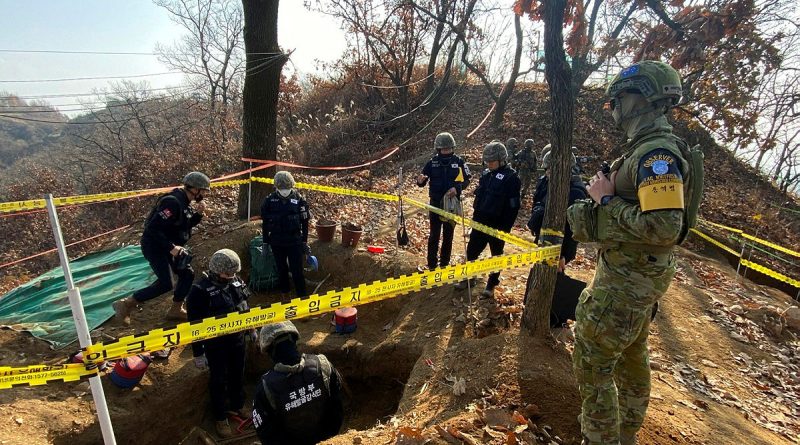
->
0, 82, 798, 444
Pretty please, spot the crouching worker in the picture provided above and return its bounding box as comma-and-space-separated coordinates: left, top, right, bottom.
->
186, 249, 252, 438
113, 171, 210, 324
253, 321, 344, 445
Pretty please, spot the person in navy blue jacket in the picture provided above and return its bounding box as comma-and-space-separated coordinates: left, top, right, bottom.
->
416, 132, 471, 270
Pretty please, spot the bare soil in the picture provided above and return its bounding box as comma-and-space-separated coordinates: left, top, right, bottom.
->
1, 182, 798, 445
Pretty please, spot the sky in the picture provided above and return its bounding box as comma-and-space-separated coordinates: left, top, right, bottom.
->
0, 0, 347, 113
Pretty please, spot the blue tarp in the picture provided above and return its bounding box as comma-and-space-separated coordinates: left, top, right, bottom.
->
0, 245, 154, 348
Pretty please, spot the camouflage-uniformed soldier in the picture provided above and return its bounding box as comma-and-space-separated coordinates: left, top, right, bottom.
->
567, 61, 701, 445
513, 138, 537, 197
505, 137, 518, 156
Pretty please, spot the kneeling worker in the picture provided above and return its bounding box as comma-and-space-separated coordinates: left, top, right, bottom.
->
186, 249, 252, 438
253, 321, 344, 445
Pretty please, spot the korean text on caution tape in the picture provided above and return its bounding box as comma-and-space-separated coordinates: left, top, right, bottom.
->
81, 246, 560, 365
0, 364, 97, 390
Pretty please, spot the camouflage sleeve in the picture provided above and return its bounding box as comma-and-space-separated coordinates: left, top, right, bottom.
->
595, 145, 685, 246
597, 197, 683, 246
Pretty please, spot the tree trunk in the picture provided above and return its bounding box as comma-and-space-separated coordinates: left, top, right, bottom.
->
521, 0, 576, 336
238, 0, 286, 219
491, 14, 524, 128
425, 1, 449, 96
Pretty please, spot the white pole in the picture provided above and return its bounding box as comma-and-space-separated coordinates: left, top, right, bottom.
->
45, 195, 117, 445
247, 161, 253, 221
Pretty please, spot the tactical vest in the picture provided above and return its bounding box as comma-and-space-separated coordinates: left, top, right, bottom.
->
427, 155, 467, 200
262, 191, 305, 246
143, 189, 194, 246
609, 131, 704, 244
473, 166, 519, 217
260, 354, 333, 443
197, 277, 250, 317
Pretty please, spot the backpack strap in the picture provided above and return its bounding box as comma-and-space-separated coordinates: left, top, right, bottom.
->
316, 354, 333, 395
261, 375, 279, 411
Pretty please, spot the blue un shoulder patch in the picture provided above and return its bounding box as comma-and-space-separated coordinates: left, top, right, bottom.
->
636, 148, 685, 212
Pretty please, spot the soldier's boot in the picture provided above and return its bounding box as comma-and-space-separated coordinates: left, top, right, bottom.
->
112, 297, 137, 326
165, 301, 187, 321
215, 419, 233, 438
454, 278, 476, 290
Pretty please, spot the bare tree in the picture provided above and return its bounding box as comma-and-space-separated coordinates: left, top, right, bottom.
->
318, 0, 433, 112
155, 0, 245, 145
414, 0, 534, 127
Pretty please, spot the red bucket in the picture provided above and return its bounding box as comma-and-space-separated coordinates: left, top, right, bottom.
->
110, 354, 151, 388
334, 307, 358, 334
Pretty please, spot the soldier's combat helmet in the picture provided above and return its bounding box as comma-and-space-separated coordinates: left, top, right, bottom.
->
274, 171, 296, 189
541, 151, 577, 171
606, 61, 682, 107
506, 138, 518, 151
434, 132, 456, 152
183, 171, 211, 190
523, 139, 535, 150
259, 321, 300, 353
482, 141, 508, 164
209, 249, 241, 275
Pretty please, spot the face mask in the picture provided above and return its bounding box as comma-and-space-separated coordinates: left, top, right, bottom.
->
278, 189, 292, 198
209, 273, 233, 285
612, 94, 651, 138
194, 193, 204, 203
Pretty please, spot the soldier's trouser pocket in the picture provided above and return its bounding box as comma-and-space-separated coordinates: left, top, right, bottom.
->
574, 287, 639, 355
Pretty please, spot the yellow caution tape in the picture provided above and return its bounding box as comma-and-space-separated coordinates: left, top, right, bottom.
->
252, 177, 399, 202
700, 218, 799, 259
0, 364, 98, 389
0, 179, 248, 214
0, 188, 171, 213
691, 229, 800, 289
741, 233, 800, 259
253, 177, 535, 250
81, 245, 560, 365
405, 198, 536, 249
699, 219, 743, 234
689, 228, 741, 257
739, 259, 800, 289
540, 228, 565, 238
211, 179, 250, 187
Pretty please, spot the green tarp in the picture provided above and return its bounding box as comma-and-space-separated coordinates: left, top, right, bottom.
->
0, 245, 154, 349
